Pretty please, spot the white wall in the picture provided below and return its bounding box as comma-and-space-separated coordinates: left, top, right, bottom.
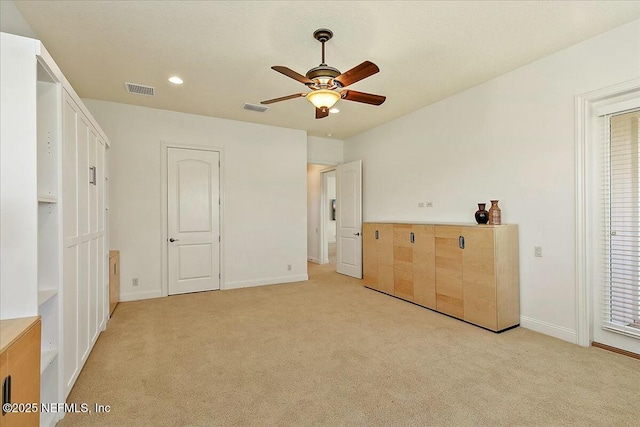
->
83, 100, 308, 300
307, 136, 343, 165
344, 19, 640, 343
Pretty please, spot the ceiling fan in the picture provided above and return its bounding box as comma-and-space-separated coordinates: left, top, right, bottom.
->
261, 28, 386, 119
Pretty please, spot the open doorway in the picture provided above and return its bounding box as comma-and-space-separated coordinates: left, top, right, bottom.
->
324, 170, 337, 266
307, 160, 362, 277
306, 164, 336, 266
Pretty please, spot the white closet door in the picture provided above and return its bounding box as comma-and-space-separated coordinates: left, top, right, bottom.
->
97, 139, 106, 330
77, 116, 90, 364
62, 91, 79, 393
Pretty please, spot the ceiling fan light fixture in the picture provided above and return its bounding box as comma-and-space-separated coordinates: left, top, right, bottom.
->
306, 89, 340, 109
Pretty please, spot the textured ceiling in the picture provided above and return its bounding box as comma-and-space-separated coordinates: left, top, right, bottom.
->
14, 1, 640, 140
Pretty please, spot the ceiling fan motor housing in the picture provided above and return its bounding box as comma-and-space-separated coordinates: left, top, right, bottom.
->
306, 65, 342, 89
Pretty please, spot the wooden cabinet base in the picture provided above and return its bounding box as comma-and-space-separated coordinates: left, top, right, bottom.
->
0, 317, 41, 426
363, 223, 519, 333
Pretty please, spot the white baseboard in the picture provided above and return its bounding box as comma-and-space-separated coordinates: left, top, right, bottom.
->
520, 315, 577, 344
307, 256, 320, 264
119, 290, 163, 302
225, 274, 308, 290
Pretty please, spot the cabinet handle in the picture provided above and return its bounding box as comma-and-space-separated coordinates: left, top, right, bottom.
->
410, 232, 415, 244
375, 230, 379, 239
2, 375, 10, 416
459, 236, 465, 249
89, 166, 97, 185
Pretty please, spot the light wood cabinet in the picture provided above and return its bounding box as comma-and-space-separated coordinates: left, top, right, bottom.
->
435, 226, 465, 319
412, 225, 436, 309
363, 222, 519, 332
109, 250, 120, 316
392, 225, 436, 307
0, 317, 41, 427
363, 224, 394, 295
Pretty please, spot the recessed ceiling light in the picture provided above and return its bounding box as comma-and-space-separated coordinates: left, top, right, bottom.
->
168, 76, 183, 85
329, 108, 340, 114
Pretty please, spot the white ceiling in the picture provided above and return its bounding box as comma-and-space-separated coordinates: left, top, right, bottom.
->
14, 1, 640, 140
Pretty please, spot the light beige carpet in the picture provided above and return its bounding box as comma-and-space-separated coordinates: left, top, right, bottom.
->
59, 262, 639, 426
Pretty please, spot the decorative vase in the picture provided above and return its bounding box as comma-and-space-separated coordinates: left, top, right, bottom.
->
475, 203, 489, 224
488, 200, 501, 225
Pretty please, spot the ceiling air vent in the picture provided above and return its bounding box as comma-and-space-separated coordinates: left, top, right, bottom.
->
124, 82, 156, 96
243, 103, 269, 113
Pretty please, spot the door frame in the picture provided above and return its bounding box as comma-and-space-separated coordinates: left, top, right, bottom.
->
160, 142, 224, 297
575, 78, 640, 347
319, 167, 336, 265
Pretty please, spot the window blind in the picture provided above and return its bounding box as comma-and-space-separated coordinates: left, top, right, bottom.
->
603, 109, 640, 339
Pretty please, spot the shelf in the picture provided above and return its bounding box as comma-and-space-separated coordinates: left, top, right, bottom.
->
38, 195, 57, 203
40, 349, 58, 374
38, 288, 58, 306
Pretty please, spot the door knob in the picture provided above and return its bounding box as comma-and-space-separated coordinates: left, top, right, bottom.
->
354, 232, 360, 236
169, 238, 179, 242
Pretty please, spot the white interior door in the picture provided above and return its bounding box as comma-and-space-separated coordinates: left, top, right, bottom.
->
168, 148, 220, 295
336, 160, 362, 278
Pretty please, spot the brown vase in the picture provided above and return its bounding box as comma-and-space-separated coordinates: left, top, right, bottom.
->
488, 200, 501, 225
475, 203, 489, 224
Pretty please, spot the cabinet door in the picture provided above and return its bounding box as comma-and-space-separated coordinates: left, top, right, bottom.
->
435, 226, 464, 319
462, 228, 497, 330
109, 252, 119, 316
363, 223, 378, 289
376, 225, 394, 295
413, 225, 436, 309
393, 224, 414, 301
5, 322, 41, 426
364, 224, 394, 294
1, 351, 6, 421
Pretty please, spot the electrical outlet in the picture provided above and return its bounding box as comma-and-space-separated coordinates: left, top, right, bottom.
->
132, 278, 139, 286
426, 202, 433, 208
418, 202, 425, 208
534, 247, 542, 257
287, 264, 292, 271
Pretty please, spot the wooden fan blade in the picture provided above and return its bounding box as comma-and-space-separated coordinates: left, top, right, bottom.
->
261, 93, 306, 105
316, 107, 329, 119
272, 66, 314, 85
334, 61, 379, 87
340, 90, 386, 105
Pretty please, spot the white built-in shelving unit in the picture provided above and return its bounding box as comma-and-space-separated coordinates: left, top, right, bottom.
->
1, 32, 111, 427
36, 58, 62, 427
